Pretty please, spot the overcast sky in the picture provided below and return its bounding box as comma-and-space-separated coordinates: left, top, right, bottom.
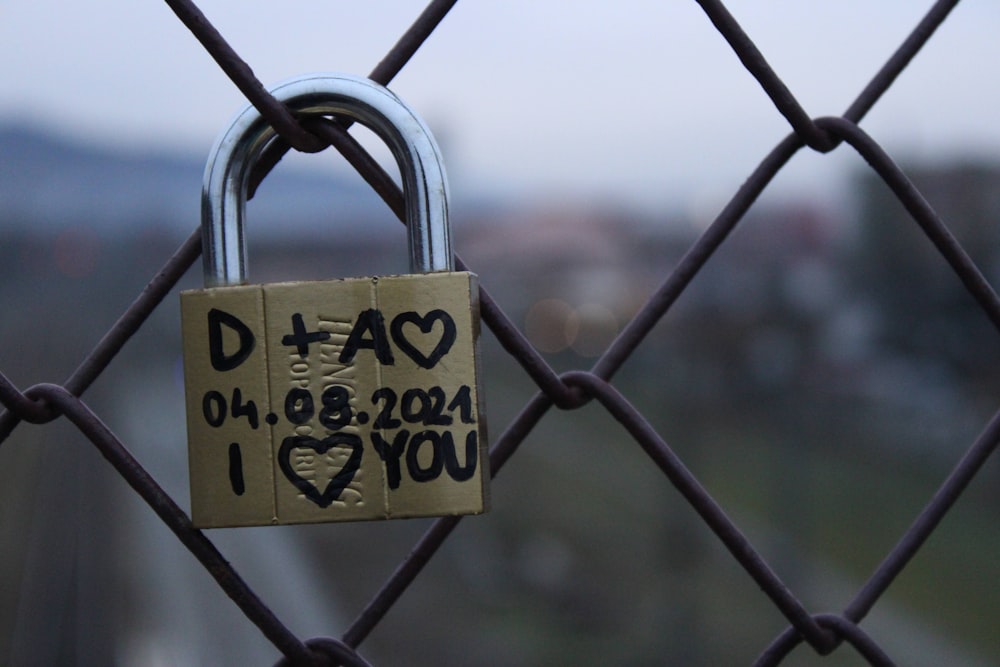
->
3, 1, 1000, 215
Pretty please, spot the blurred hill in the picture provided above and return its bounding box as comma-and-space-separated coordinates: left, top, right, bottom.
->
0, 123, 390, 235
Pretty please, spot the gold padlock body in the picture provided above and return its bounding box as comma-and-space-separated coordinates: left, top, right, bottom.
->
180, 272, 488, 528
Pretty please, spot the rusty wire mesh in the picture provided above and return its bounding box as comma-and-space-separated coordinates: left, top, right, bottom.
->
2, 0, 999, 664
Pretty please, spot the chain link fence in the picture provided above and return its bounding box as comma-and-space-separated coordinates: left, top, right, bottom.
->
2, 0, 999, 664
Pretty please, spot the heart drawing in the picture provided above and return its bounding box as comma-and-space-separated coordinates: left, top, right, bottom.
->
278, 433, 363, 508
390, 309, 457, 369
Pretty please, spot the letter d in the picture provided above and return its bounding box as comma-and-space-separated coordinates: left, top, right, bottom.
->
208, 308, 255, 371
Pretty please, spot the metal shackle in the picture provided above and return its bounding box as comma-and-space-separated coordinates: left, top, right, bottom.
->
202, 72, 452, 288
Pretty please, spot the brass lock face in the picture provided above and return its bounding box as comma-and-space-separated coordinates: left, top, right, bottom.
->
180, 74, 488, 528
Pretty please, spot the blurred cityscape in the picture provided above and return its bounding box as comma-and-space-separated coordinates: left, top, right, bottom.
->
2, 124, 1000, 665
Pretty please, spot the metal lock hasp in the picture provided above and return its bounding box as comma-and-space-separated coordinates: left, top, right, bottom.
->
180, 73, 488, 528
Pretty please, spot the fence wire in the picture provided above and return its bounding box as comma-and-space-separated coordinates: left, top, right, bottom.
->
2, 0, 997, 665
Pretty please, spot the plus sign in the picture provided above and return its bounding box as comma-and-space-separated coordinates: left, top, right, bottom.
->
281, 313, 331, 358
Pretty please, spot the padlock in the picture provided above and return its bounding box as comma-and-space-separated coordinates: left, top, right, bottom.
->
180, 73, 488, 528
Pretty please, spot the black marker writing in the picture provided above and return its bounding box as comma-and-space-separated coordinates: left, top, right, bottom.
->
281, 313, 331, 358
207, 308, 255, 371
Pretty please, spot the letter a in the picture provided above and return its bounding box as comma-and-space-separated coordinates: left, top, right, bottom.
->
208, 308, 255, 371
339, 309, 395, 365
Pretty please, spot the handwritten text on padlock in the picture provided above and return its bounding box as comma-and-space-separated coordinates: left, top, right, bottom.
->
200, 307, 479, 502
208, 307, 460, 371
